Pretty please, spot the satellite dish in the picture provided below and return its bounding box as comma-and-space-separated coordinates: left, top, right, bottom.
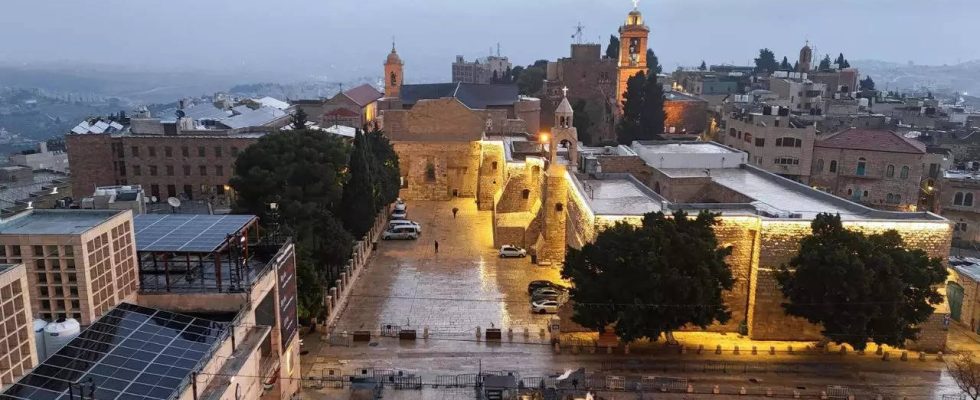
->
151, 196, 158, 203
50, 187, 58, 195
167, 197, 182, 208
175, 109, 186, 119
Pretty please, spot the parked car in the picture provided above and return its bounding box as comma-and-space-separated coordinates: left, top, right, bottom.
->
391, 209, 408, 220
382, 225, 418, 240
531, 293, 562, 303
394, 199, 407, 211
531, 300, 560, 314
498, 245, 527, 258
527, 280, 566, 294
388, 220, 422, 234
532, 287, 563, 298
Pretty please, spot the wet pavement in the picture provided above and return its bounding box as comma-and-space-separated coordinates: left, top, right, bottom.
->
300, 199, 968, 399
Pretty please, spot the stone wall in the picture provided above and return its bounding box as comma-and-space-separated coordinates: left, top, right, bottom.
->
394, 141, 481, 200
810, 146, 924, 210
540, 166, 569, 262
384, 98, 487, 142
948, 267, 980, 331
664, 99, 709, 135
66, 133, 117, 197
477, 141, 506, 210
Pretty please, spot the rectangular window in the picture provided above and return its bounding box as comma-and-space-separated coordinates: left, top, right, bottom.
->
167, 185, 177, 198
165, 146, 173, 157
183, 185, 193, 198
148, 146, 156, 157
133, 165, 142, 176
166, 165, 174, 176
131, 146, 139, 157
183, 165, 191, 176
215, 165, 224, 176
198, 147, 206, 157
755, 138, 765, 147
231, 147, 239, 157
149, 165, 158, 176
182, 146, 189, 157
199, 165, 207, 176
214, 147, 223, 157
216, 184, 226, 195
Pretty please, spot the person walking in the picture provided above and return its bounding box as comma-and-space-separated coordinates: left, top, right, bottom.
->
434, 240, 439, 254
452, 207, 459, 219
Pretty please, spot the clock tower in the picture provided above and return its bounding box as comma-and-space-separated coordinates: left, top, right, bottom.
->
616, 1, 650, 113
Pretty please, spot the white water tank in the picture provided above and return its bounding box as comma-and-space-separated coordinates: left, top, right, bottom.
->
44, 318, 80, 356
32, 319, 48, 361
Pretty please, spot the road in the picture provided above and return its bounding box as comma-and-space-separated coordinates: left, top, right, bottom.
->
301, 199, 967, 399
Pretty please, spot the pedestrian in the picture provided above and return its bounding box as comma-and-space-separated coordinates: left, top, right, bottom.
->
452, 207, 459, 219
434, 240, 439, 253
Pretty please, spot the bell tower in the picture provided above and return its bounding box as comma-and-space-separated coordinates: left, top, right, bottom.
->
549, 87, 579, 167
797, 41, 813, 73
616, 0, 650, 113
384, 42, 404, 99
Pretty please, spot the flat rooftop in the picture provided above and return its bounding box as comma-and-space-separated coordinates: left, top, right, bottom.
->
632, 141, 736, 154
0, 209, 122, 235
574, 175, 663, 216
951, 257, 980, 282
134, 214, 257, 253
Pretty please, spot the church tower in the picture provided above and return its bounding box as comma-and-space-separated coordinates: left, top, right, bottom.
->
549, 87, 579, 167
797, 41, 813, 73
616, 1, 650, 113
384, 42, 403, 99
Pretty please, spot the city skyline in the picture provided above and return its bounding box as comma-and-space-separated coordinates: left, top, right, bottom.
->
0, 0, 977, 83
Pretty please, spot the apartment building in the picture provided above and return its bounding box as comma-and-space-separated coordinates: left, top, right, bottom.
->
768, 73, 827, 114
0, 209, 137, 324
0, 264, 36, 387
720, 106, 817, 183
452, 54, 512, 84
940, 168, 980, 244
810, 128, 925, 210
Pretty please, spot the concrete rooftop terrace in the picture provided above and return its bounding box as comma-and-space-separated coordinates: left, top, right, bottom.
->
0, 209, 124, 235
573, 174, 664, 216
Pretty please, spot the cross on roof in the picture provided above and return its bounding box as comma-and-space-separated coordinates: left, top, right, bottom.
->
562, 86, 569, 97
633, 0, 639, 9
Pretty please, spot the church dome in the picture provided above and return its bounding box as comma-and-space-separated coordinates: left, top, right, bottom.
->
625, 9, 644, 26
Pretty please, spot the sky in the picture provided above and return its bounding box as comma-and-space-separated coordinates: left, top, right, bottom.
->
0, 0, 977, 83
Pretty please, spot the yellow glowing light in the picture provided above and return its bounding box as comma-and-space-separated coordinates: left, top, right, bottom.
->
539, 132, 550, 144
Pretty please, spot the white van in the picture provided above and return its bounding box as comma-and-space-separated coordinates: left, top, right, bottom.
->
388, 220, 422, 234
382, 225, 419, 240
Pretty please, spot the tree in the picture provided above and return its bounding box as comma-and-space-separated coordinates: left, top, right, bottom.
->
859, 76, 876, 91
835, 53, 851, 69
793, 60, 799, 71
291, 107, 308, 130
754, 48, 779, 73
605, 35, 620, 60
572, 99, 593, 145
366, 128, 401, 206
515, 61, 547, 95
779, 56, 792, 71
616, 71, 647, 144
818, 54, 833, 72
776, 213, 947, 351
647, 49, 662, 75
340, 131, 377, 238
639, 71, 665, 138
698, 60, 707, 71
561, 210, 734, 343
948, 353, 980, 400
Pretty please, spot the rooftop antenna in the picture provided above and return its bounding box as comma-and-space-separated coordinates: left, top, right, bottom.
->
496, 43, 501, 57
572, 22, 585, 44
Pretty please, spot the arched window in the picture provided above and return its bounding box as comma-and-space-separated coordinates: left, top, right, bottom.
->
886, 165, 895, 178
815, 159, 824, 172
863, 190, 869, 198
829, 160, 838, 173
522, 189, 530, 199
895, 194, 901, 203
886, 193, 894, 203
856, 158, 867, 176
729, 128, 736, 137
967, 193, 975, 207
847, 188, 853, 196
955, 192, 965, 206
491, 161, 498, 170
900, 166, 909, 179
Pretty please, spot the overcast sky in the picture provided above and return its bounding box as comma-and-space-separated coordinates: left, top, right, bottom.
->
1, 0, 976, 83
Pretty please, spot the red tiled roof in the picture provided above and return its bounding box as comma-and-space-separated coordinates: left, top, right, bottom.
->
325, 108, 359, 117
342, 84, 383, 107
815, 128, 926, 154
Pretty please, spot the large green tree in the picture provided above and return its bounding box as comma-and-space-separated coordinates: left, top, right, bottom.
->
779, 56, 792, 71
291, 107, 308, 130
698, 60, 707, 71
818, 54, 833, 72
572, 99, 593, 145
366, 128, 401, 206
562, 210, 734, 343
515, 60, 548, 95
776, 213, 947, 351
340, 131, 377, 237
605, 35, 620, 60
835, 53, 851, 69
754, 48, 779, 73
859, 76, 876, 91
647, 49, 662, 75
640, 71, 665, 138
616, 71, 647, 144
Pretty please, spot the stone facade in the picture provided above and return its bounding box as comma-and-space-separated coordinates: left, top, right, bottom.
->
66, 132, 260, 204
395, 141, 481, 201
542, 44, 617, 144
939, 171, 980, 243
720, 111, 817, 182
810, 141, 924, 210
663, 94, 709, 135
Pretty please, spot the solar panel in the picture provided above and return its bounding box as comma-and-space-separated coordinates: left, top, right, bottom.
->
133, 214, 256, 253
0, 303, 227, 400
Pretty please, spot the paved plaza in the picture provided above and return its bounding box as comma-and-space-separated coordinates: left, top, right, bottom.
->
300, 199, 969, 399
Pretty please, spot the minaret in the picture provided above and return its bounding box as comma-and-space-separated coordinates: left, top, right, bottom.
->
797, 41, 813, 73
550, 86, 579, 167
616, 0, 650, 113
384, 42, 404, 99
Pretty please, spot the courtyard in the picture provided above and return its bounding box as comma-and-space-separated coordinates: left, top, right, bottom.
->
301, 199, 967, 399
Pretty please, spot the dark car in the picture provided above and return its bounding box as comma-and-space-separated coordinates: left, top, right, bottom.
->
527, 280, 566, 294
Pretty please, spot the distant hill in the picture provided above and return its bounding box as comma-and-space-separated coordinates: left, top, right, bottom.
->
851, 59, 980, 95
